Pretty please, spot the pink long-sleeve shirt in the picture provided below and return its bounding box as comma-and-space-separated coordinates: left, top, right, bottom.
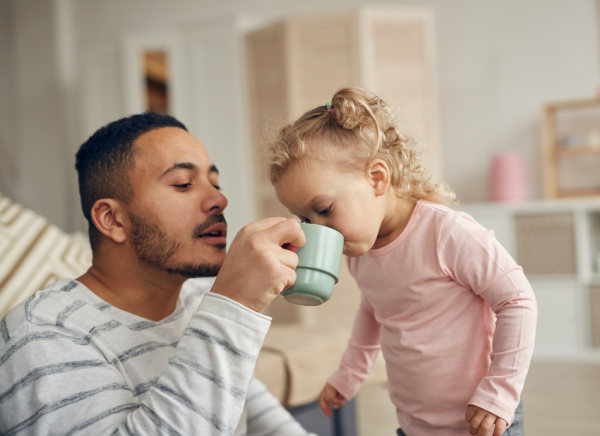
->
328, 200, 537, 436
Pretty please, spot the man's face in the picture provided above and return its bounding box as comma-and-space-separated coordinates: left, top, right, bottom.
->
127, 127, 228, 278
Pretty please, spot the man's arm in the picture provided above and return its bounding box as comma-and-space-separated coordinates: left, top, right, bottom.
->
0, 293, 270, 435
245, 378, 317, 436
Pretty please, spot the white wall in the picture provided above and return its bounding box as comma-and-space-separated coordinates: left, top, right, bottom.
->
429, 0, 599, 202
0, 0, 75, 230
1, 0, 599, 232
72, 0, 600, 203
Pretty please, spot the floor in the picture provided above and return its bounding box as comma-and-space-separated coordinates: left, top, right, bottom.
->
355, 360, 600, 436
520, 360, 600, 436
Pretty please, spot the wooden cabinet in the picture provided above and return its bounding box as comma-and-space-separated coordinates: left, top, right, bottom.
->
246, 6, 442, 221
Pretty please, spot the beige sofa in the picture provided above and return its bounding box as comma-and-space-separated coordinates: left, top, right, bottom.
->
0, 193, 92, 317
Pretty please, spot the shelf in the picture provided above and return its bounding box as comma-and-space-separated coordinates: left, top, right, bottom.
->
554, 145, 600, 158
556, 188, 600, 198
543, 98, 600, 199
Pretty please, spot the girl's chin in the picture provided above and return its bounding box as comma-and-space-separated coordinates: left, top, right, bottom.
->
343, 244, 368, 257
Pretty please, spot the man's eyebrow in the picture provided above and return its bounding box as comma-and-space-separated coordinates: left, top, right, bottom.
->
159, 162, 197, 179
210, 165, 219, 175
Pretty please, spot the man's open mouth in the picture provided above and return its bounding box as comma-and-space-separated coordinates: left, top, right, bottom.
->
198, 223, 227, 239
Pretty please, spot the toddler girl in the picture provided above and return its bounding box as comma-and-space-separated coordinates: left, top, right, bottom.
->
266, 87, 536, 436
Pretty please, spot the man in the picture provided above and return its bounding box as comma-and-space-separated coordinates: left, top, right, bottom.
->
0, 113, 314, 435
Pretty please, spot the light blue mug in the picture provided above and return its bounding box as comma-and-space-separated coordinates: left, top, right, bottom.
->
281, 223, 344, 306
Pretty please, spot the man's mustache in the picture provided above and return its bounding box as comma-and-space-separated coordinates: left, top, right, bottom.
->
192, 213, 227, 238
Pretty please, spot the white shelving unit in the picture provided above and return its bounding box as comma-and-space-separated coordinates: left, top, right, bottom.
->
460, 198, 600, 359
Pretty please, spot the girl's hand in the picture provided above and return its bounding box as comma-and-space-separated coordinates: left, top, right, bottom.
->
465, 405, 508, 436
318, 383, 346, 417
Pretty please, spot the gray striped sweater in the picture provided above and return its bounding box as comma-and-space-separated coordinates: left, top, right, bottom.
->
0, 278, 315, 435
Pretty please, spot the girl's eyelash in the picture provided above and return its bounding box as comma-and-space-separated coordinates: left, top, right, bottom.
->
212, 185, 221, 191
319, 206, 332, 215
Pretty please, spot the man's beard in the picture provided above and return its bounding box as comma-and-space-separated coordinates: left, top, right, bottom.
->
129, 212, 226, 278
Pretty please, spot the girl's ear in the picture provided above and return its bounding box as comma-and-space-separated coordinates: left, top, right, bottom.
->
90, 198, 129, 244
368, 159, 391, 197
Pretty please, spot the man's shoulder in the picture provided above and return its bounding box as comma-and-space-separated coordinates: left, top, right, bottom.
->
0, 279, 114, 348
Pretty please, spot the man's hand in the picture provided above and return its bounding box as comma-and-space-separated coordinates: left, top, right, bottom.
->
318, 383, 346, 417
465, 405, 508, 436
211, 218, 305, 312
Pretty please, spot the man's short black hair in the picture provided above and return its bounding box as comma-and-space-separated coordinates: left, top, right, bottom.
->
75, 112, 187, 250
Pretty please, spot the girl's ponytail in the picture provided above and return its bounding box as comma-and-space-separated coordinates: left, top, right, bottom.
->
328, 88, 382, 158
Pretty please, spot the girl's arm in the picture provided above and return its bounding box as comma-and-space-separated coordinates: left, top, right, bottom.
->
327, 294, 381, 400
437, 212, 537, 426
470, 270, 536, 423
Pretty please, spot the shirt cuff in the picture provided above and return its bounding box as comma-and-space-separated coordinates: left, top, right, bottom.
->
327, 368, 362, 401
468, 391, 517, 426
200, 292, 272, 334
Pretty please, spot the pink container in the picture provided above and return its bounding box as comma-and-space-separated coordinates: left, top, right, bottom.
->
489, 151, 527, 203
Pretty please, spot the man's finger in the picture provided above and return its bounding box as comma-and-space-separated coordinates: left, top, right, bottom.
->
281, 269, 297, 292
493, 419, 508, 436
268, 219, 305, 250
278, 249, 299, 271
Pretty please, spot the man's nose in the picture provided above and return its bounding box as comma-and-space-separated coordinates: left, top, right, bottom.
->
205, 185, 228, 213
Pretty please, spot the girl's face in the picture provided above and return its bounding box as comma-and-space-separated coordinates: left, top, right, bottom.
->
274, 158, 387, 257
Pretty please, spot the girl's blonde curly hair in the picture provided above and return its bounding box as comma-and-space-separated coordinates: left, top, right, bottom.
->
266, 87, 456, 205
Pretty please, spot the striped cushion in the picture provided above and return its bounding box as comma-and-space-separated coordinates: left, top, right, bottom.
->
0, 194, 92, 318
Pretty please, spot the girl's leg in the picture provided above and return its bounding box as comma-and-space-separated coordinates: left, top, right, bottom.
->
502, 399, 524, 436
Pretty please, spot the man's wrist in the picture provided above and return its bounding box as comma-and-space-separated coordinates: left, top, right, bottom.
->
209, 287, 255, 312
210, 279, 269, 313
200, 292, 272, 331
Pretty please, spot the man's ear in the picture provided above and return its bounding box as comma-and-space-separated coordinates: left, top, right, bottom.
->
90, 199, 129, 244
368, 159, 391, 197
